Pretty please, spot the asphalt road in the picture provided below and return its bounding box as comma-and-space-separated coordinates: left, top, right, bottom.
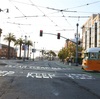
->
0, 59, 100, 99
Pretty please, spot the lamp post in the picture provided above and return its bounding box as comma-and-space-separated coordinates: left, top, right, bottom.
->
75, 23, 79, 66
0, 28, 2, 49
23, 35, 27, 61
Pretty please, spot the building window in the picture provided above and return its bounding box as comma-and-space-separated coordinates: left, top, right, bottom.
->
89, 28, 91, 48
94, 23, 97, 47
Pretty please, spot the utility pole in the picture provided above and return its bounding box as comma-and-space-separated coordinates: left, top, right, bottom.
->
75, 23, 79, 66
0, 28, 2, 49
23, 35, 27, 61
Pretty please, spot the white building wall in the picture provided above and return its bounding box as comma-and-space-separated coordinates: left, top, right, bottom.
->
82, 14, 100, 50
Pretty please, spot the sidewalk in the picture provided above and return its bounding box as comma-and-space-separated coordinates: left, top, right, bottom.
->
55, 61, 82, 69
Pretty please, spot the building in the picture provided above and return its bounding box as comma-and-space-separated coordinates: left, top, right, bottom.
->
0, 44, 17, 59
82, 14, 100, 50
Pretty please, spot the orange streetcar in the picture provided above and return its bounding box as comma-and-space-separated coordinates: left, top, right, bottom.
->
82, 47, 100, 71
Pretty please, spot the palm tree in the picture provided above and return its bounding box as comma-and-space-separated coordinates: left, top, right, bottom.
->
4, 33, 16, 59
14, 38, 24, 58
26, 40, 33, 59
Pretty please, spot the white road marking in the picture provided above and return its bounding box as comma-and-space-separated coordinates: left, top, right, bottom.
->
65, 73, 95, 79
5, 65, 70, 71
0, 70, 15, 76
26, 72, 35, 78
48, 74, 55, 78
0, 70, 55, 79
42, 73, 49, 78
26, 72, 55, 79
0, 69, 95, 80
36, 73, 42, 78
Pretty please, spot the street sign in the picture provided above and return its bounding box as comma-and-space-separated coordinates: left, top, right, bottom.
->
32, 48, 36, 53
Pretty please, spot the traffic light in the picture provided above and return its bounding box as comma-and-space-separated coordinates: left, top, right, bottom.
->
78, 41, 81, 45
40, 30, 43, 37
57, 33, 60, 39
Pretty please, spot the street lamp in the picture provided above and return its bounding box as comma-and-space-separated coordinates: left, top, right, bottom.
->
23, 35, 27, 61
75, 23, 79, 66
0, 28, 2, 49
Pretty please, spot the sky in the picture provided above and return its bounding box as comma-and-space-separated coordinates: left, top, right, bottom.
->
0, 0, 100, 57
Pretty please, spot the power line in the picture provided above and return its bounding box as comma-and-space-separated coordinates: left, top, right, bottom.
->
61, 12, 74, 29
28, 0, 65, 30
14, 15, 90, 18
7, 21, 31, 25
11, 0, 100, 14
9, 0, 27, 18
66, 1, 100, 10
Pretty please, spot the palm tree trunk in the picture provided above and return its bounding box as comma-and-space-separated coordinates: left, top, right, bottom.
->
19, 44, 21, 58
27, 46, 29, 59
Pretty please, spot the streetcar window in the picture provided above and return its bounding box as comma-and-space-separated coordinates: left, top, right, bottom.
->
90, 53, 96, 59
98, 54, 100, 59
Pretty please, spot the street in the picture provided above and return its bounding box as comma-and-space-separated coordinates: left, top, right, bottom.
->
0, 59, 100, 99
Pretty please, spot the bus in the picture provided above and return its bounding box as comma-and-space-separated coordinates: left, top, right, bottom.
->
82, 47, 100, 71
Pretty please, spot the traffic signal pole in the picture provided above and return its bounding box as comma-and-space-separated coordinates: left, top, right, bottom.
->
39, 30, 80, 66
41, 32, 77, 44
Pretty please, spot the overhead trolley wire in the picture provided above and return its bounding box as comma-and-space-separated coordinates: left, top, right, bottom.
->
9, 0, 27, 18
66, 1, 100, 10
7, 21, 31, 25
11, 0, 100, 14
28, 0, 66, 30
9, 0, 99, 32
61, 12, 74, 29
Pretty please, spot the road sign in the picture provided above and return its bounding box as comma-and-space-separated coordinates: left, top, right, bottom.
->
32, 48, 36, 53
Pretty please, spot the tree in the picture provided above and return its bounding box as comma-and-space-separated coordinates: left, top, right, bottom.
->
49, 50, 56, 57
66, 42, 76, 58
58, 47, 68, 62
67, 42, 83, 59
26, 40, 33, 59
58, 42, 83, 63
4, 33, 16, 59
14, 38, 24, 58
46, 50, 56, 60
